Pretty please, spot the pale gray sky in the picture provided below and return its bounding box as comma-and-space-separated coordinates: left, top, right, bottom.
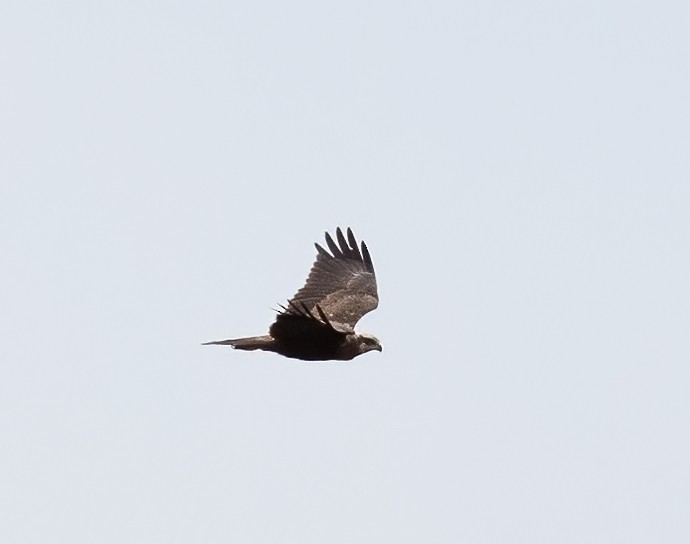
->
2, 1, 689, 542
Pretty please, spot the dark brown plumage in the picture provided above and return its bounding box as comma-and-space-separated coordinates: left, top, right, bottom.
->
203, 227, 382, 361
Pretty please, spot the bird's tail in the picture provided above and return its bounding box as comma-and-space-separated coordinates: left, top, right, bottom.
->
202, 335, 274, 351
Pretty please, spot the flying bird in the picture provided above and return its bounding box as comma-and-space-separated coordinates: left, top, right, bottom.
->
203, 227, 382, 361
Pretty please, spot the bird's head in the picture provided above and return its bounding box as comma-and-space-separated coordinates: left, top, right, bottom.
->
357, 333, 383, 355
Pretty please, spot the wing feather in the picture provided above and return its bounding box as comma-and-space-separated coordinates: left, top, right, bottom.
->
361, 241, 374, 272
347, 228, 362, 260
325, 231, 343, 259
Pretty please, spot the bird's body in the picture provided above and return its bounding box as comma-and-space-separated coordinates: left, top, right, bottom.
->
204, 331, 380, 361
204, 228, 382, 361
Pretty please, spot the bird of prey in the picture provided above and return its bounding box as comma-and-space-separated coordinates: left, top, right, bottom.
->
203, 227, 382, 361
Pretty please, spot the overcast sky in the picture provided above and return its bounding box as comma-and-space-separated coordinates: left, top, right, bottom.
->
2, 1, 689, 542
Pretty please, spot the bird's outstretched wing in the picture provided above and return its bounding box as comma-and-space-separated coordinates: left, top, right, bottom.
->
270, 227, 378, 338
